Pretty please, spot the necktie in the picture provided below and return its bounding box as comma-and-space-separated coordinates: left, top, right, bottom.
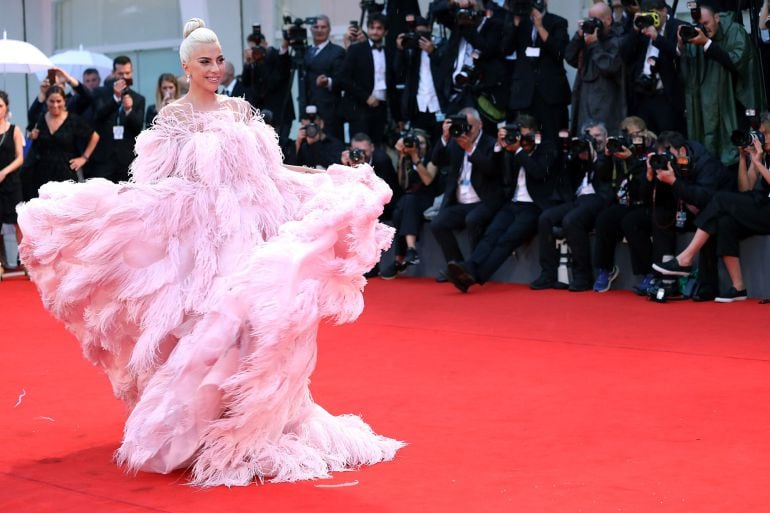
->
308, 46, 318, 59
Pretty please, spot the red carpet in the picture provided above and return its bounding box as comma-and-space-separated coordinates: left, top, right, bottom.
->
2, 278, 770, 513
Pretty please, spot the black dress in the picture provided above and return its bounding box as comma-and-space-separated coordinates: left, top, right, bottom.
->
21, 113, 94, 200
0, 124, 23, 224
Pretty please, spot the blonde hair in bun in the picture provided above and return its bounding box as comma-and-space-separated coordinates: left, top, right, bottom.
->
179, 17, 220, 64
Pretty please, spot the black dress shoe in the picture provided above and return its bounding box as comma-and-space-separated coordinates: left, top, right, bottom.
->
446, 261, 476, 293
569, 281, 592, 292
652, 259, 693, 276
435, 271, 448, 283
530, 274, 558, 290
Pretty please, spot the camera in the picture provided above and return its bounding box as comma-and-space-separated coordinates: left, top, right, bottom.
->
731, 128, 766, 148
634, 11, 661, 30
679, 23, 702, 41
510, 0, 545, 16
449, 114, 471, 137
454, 63, 480, 89
581, 17, 603, 35
568, 133, 597, 160
283, 16, 315, 49
606, 135, 631, 154
349, 148, 366, 165
649, 152, 676, 171
360, 0, 385, 16
455, 8, 485, 28
251, 23, 267, 59
503, 123, 522, 145
46, 68, 57, 84
558, 129, 571, 152
402, 131, 419, 149
687, 1, 701, 22
303, 105, 320, 138
401, 30, 431, 50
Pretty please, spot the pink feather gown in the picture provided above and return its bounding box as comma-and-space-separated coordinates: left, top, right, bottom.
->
16, 98, 404, 487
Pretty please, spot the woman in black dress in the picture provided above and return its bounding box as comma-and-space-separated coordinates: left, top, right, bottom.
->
0, 91, 25, 272
22, 86, 99, 200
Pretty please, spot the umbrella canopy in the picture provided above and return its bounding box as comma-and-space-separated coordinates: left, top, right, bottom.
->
0, 30, 53, 73
47, 45, 113, 80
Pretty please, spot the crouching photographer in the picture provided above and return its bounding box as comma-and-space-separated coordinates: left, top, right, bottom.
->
443, 114, 559, 293
643, 130, 725, 300
340, 132, 400, 220
380, 130, 439, 279
654, 114, 770, 302
592, 116, 657, 293
287, 105, 345, 170
531, 121, 615, 291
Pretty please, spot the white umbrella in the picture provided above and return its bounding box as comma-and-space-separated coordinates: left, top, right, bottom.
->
47, 44, 113, 80
0, 30, 53, 74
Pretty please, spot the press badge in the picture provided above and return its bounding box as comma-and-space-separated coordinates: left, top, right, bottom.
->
525, 47, 541, 58
113, 126, 125, 140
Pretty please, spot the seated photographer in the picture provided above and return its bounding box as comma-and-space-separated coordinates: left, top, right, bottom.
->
654, 115, 770, 302
641, 130, 725, 300
677, 2, 763, 167
443, 114, 559, 293
530, 120, 614, 292
340, 132, 400, 220
624, 0, 685, 135
380, 130, 439, 279
287, 106, 345, 170
394, 15, 447, 145
429, 107, 504, 276
591, 116, 656, 293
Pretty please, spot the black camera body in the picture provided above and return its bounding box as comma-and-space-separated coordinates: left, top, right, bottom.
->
731, 128, 766, 148
283, 16, 316, 49
401, 30, 431, 50
455, 8, 485, 28
606, 135, 631, 154
679, 23, 703, 41
503, 123, 522, 145
568, 133, 596, 160
581, 17, 603, 35
454, 63, 481, 89
510, 0, 545, 16
403, 131, 419, 149
649, 152, 676, 171
634, 11, 661, 30
449, 115, 471, 137
350, 148, 366, 165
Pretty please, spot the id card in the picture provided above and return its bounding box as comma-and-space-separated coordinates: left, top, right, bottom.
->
113, 125, 124, 140
525, 47, 541, 58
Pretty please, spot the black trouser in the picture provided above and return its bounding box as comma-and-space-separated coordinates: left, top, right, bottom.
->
411, 110, 442, 147
430, 201, 496, 264
538, 194, 607, 284
348, 101, 388, 145
652, 204, 718, 294
696, 190, 770, 257
391, 191, 434, 257
631, 90, 685, 136
593, 203, 652, 275
466, 201, 541, 284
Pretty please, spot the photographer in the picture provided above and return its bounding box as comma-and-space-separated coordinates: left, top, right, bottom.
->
90, 56, 145, 182
655, 113, 770, 302
429, 107, 504, 274
610, 0, 641, 34
500, 0, 571, 142
430, 0, 506, 131
302, 16, 346, 141
565, 2, 627, 134
287, 106, 345, 170
241, 26, 293, 141
678, 2, 763, 167
340, 132, 400, 219
530, 121, 615, 291
591, 116, 656, 293
624, 0, 686, 135
443, 114, 559, 293
642, 130, 724, 300
394, 15, 447, 144
380, 130, 439, 279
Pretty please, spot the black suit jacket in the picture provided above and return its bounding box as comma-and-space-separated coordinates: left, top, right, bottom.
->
90, 83, 145, 181
302, 41, 346, 119
431, 132, 505, 210
338, 41, 396, 117
505, 140, 560, 210
242, 48, 294, 123
623, 17, 685, 113
394, 41, 448, 121
501, 12, 572, 110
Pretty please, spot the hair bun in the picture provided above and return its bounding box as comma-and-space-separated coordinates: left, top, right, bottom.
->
183, 18, 206, 39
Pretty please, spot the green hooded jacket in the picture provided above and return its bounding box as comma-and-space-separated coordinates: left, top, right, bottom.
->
681, 12, 763, 166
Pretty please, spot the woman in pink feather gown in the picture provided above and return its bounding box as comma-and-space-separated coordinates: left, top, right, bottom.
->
16, 18, 404, 487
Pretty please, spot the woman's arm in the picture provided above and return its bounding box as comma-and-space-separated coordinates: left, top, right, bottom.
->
0, 126, 25, 183
284, 164, 323, 174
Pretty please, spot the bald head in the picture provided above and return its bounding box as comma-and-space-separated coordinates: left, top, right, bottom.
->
589, 2, 613, 30
222, 60, 235, 86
